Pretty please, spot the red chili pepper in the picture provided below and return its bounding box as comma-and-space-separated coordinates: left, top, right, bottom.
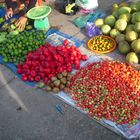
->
68, 61, 140, 125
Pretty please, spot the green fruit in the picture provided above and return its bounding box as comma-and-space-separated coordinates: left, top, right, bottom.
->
101, 24, 111, 35
94, 18, 104, 28
125, 31, 138, 42
130, 2, 138, 12
118, 6, 131, 15
112, 3, 119, 11
119, 13, 131, 22
110, 29, 120, 38
134, 22, 140, 32
126, 52, 139, 63
115, 19, 127, 32
3, 23, 9, 28
125, 24, 134, 32
118, 41, 130, 54
46, 86, 52, 92
53, 80, 61, 87
9, 30, 19, 36
135, 12, 140, 22
112, 9, 119, 18
25, 25, 33, 30
104, 15, 116, 27
115, 34, 125, 43
131, 12, 137, 24
131, 39, 140, 53
11, 24, 16, 30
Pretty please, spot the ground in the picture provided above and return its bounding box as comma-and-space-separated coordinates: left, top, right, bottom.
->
0, 0, 139, 140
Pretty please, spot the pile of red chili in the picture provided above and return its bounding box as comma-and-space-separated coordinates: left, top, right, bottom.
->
17, 40, 87, 83
69, 61, 140, 125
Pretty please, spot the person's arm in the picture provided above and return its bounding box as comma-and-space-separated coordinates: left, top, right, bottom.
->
5, 0, 14, 19
5, 0, 13, 9
19, 0, 37, 17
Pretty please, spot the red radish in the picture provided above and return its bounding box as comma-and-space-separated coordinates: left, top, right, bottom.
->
22, 75, 28, 81
63, 39, 69, 46
17, 41, 88, 84
17, 69, 23, 74
35, 76, 41, 82
81, 55, 88, 61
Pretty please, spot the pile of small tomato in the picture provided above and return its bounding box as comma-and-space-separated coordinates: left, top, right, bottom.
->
17, 40, 87, 84
68, 61, 140, 125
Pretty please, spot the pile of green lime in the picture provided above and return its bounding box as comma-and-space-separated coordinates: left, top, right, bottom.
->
0, 30, 46, 63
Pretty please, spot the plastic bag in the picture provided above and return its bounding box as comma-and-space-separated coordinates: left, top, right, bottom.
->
86, 22, 102, 37
75, 0, 98, 10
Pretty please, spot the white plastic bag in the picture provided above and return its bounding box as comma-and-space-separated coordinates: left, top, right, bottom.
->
75, 0, 98, 10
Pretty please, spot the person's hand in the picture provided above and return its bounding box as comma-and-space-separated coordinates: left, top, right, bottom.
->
5, 8, 13, 20
15, 16, 28, 31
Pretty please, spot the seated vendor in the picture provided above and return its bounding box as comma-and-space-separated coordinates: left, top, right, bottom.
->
5, 0, 39, 30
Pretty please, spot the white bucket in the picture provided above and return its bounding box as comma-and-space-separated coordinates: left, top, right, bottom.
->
75, 0, 98, 10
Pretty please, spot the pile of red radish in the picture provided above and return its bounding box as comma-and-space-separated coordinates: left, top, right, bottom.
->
17, 40, 88, 84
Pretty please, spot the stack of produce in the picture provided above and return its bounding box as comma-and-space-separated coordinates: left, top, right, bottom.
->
0, 17, 5, 25
94, 1, 140, 64
45, 71, 72, 93
0, 32, 7, 43
1, 18, 33, 33
0, 30, 46, 63
17, 40, 88, 85
68, 61, 140, 125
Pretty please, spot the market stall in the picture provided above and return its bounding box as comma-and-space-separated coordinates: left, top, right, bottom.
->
0, 1, 140, 139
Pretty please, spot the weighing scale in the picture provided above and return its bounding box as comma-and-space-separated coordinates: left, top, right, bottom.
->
27, 6, 51, 31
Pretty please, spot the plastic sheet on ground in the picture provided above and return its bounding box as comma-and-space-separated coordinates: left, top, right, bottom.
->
56, 56, 140, 139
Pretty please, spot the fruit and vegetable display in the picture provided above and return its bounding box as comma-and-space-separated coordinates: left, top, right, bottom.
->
45, 71, 72, 93
68, 60, 140, 125
0, 31, 7, 43
94, 1, 140, 64
0, 3, 139, 139
0, 30, 46, 63
87, 35, 116, 53
1, 17, 33, 33
0, 17, 5, 25
17, 40, 88, 86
